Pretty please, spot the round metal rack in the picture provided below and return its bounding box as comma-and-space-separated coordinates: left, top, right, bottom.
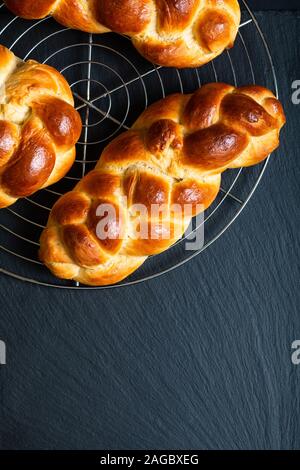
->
0, 1, 279, 289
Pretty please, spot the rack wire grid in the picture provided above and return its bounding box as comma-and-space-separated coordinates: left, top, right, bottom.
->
0, 1, 279, 289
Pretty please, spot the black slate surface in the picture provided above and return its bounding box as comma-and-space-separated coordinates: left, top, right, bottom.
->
0, 8, 300, 450
247, 0, 299, 8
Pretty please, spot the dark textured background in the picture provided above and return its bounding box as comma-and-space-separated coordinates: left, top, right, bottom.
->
0, 2, 300, 450
248, 0, 299, 8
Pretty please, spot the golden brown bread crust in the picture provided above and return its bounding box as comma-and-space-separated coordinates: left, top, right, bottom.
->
39, 83, 286, 286
0, 45, 82, 208
5, 0, 241, 68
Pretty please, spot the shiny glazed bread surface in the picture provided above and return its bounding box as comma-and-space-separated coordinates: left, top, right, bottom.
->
0, 45, 82, 208
5, 0, 241, 68
39, 83, 286, 286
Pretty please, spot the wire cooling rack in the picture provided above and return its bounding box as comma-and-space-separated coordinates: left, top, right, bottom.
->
0, 1, 279, 289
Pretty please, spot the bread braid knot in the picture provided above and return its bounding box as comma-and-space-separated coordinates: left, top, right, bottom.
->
40, 83, 286, 285
0, 45, 82, 208
5, 0, 241, 68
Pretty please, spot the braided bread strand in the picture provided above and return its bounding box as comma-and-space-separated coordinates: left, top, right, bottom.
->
5, 0, 241, 68
0, 45, 82, 208
40, 83, 285, 286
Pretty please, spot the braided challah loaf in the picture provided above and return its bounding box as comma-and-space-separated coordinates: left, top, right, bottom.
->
40, 83, 285, 286
5, 0, 241, 68
0, 45, 82, 208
